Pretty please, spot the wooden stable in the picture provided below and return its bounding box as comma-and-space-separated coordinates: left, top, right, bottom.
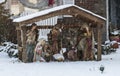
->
14, 5, 106, 62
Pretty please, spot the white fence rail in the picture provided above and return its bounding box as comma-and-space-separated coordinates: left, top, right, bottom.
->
36, 16, 58, 40
38, 29, 51, 41
63, 0, 75, 5
36, 16, 58, 25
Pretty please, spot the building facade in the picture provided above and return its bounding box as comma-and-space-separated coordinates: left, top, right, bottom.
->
6, 0, 105, 16
109, 0, 120, 30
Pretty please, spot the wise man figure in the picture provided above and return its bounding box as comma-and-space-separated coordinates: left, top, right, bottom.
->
51, 26, 60, 54
77, 23, 95, 61
26, 23, 38, 62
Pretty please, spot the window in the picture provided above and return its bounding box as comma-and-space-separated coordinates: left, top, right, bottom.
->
11, 0, 18, 5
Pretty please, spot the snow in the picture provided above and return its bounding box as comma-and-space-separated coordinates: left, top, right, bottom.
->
53, 54, 64, 61
13, 4, 106, 23
111, 30, 119, 35
0, 0, 5, 3
0, 44, 120, 76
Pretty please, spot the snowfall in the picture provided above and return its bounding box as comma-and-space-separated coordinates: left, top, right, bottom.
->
0, 43, 120, 76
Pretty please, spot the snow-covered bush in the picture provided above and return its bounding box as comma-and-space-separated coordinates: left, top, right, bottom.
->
101, 41, 119, 55
1, 42, 13, 52
0, 46, 4, 52
0, 42, 18, 58
101, 43, 111, 55
110, 30, 119, 35
95, 40, 119, 55
110, 30, 120, 42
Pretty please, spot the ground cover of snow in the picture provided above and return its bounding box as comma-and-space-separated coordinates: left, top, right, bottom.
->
0, 45, 120, 76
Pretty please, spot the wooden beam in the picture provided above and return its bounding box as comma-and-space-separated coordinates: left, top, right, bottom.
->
26, 25, 82, 29
15, 6, 105, 28
21, 25, 27, 62
16, 25, 22, 46
20, 9, 70, 25
97, 25, 102, 61
16, 24, 23, 60
71, 7, 105, 24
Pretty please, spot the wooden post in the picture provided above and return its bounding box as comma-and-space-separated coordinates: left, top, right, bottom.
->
16, 25, 22, 60
97, 25, 102, 61
21, 25, 27, 62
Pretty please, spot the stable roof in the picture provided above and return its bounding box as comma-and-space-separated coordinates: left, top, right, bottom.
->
13, 4, 106, 25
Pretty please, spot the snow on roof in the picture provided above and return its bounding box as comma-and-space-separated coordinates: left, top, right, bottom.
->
74, 5, 106, 20
0, 0, 5, 3
13, 4, 106, 23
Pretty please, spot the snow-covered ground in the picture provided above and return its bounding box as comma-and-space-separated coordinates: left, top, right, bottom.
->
0, 45, 120, 76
